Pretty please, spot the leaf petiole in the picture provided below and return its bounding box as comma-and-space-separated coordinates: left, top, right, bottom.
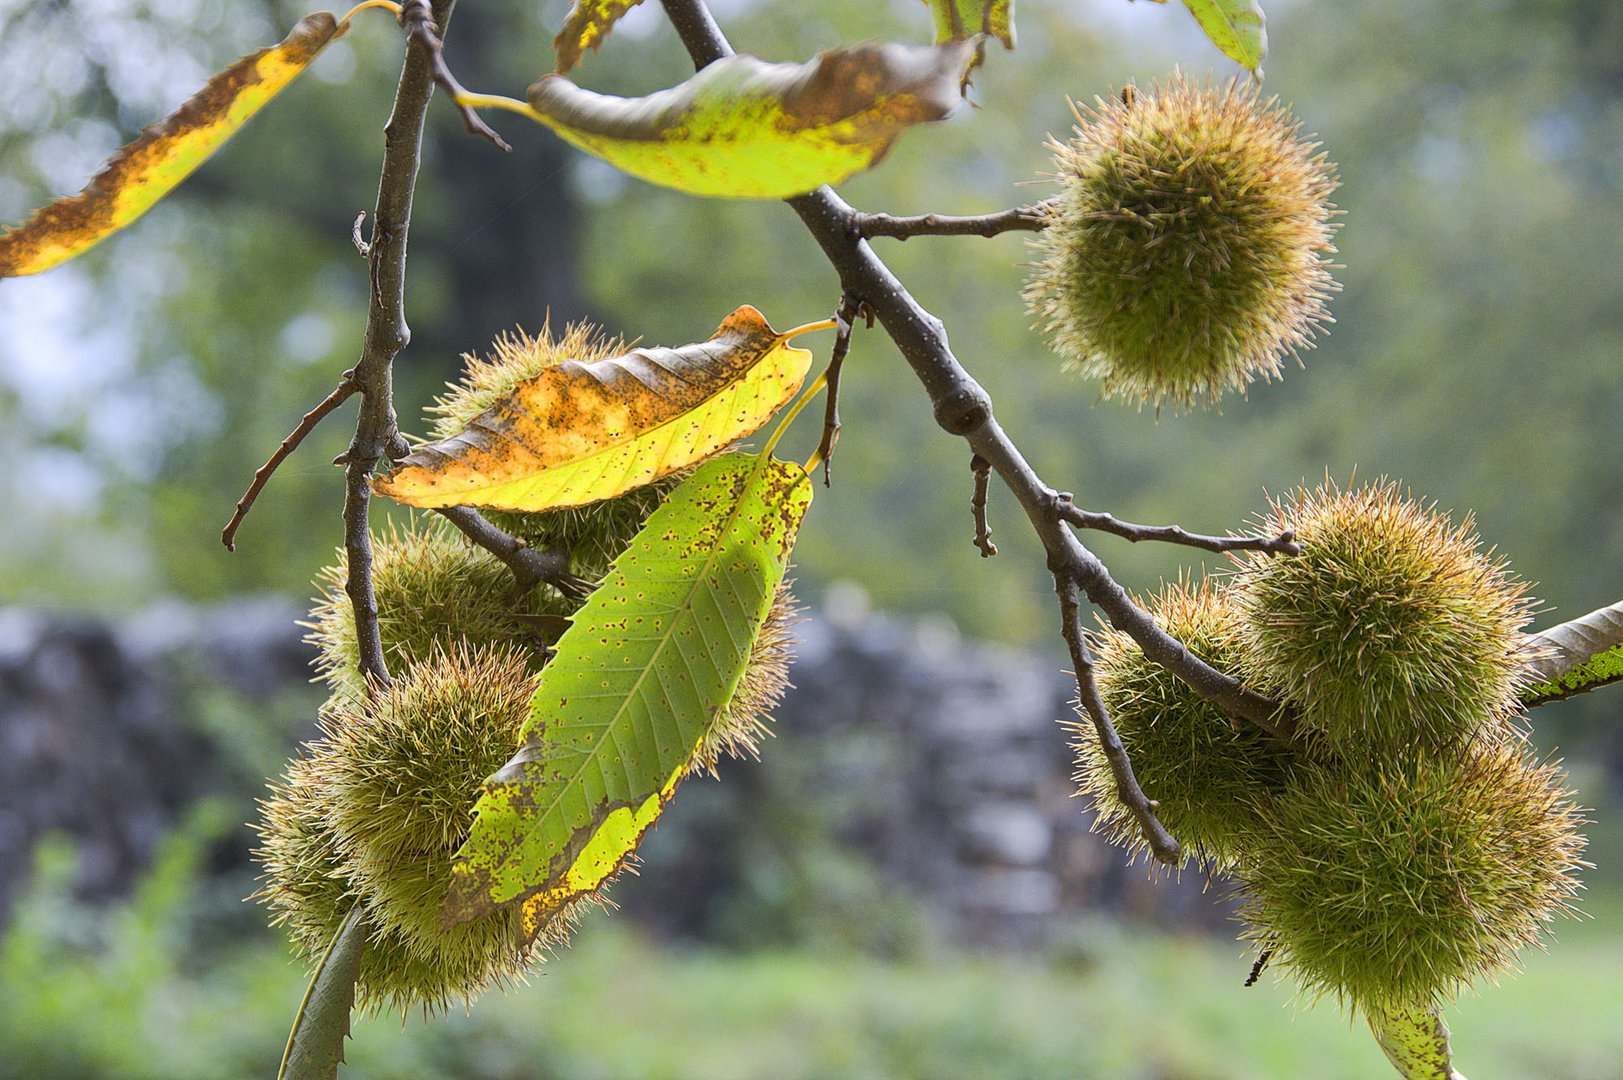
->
758, 320, 838, 466
779, 317, 839, 341
337, 0, 402, 31
454, 91, 544, 122
758, 371, 828, 465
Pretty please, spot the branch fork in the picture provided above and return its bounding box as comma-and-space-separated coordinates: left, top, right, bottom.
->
399, 0, 511, 151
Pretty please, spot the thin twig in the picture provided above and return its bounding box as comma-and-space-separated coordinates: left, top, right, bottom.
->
850, 201, 1056, 241
969, 453, 997, 557
811, 190, 1300, 740
435, 505, 593, 601
1057, 497, 1301, 556
1245, 948, 1273, 987
339, 0, 456, 689
221, 375, 359, 551
816, 295, 864, 485
399, 0, 512, 151
1056, 572, 1180, 865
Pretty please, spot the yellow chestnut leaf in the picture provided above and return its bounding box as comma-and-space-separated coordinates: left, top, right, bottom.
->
513, 41, 971, 199
374, 306, 817, 512
0, 13, 342, 278
553, 0, 646, 74
925, 0, 1015, 48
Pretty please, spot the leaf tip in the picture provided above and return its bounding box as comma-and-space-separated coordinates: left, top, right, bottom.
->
713, 304, 771, 338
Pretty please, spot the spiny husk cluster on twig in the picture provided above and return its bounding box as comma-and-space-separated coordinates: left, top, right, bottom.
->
426, 318, 688, 578
254, 644, 582, 1015
1233, 478, 1534, 755
1237, 744, 1586, 1013
1072, 481, 1585, 1020
1025, 75, 1338, 411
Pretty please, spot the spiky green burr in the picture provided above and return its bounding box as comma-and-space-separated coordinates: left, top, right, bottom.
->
1076, 577, 1288, 867
1024, 76, 1338, 411
305, 515, 575, 699
255, 646, 576, 1014
1232, 480, 1533, 754
693, 584, 797, 775
1235, 743, 1585, 1015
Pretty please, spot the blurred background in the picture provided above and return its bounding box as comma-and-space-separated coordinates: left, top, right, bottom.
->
2, 0, 1622, 1076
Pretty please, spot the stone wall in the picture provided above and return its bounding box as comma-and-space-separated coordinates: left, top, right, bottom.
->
0, 592, 1238, 945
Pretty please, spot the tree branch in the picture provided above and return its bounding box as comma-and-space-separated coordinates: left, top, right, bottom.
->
1056, 572, 1180, 864
1057, 498, 1301, 556
660, 0, 732, 65
658, 0, 1297, 754
399, 0, 511, 151
435, 505, 593, 601
849, 201, 1055, 241
340, 0, 457, 689
222, 374, 358, 551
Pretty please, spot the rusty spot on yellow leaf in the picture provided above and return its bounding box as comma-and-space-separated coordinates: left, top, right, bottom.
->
374, 306, 814, 512
0, 14, 340, 279
521, 41, 972, 198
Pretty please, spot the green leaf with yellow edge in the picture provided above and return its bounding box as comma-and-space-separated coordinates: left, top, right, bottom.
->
925, 0, 1015, 48
1522, 600, 1623, 706
1369, 1002, 1467, 1080
443, 450, 813, 926
517, 41, 971, 198
0, 13, 342, 279
1179, 0, 1268, 73
278, 905, 364, 1080
374, 306, 816, 512
553, 0, 645, 74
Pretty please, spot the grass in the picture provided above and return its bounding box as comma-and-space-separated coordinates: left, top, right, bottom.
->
369, 914, 1615, 1080
4, 821, 1622, 1079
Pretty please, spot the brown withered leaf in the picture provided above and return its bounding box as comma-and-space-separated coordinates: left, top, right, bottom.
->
374, 305, 816, 511
0, 13, 339, 278
1523, 599, 1623, 705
